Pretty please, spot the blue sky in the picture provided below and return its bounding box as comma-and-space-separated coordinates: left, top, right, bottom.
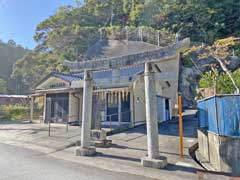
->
0, 0, 78, 49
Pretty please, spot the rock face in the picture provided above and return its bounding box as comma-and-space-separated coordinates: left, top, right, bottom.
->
179, 67, 201, 108
225, 56, 240, 71
179, 45, 240, 108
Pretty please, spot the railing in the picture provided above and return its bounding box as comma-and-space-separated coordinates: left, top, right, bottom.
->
99, 26, 175, 47
47, 114, 81, 137
45, 109, 132, 136
100, 110, 131, 130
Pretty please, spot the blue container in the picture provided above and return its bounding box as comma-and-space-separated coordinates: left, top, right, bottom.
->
197, 95, 240, 136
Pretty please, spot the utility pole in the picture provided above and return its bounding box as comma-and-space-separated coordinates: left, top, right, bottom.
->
178, 95, 183, 158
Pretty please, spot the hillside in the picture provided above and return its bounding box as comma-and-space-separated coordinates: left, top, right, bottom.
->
0, 39, 28, 94
10, 0, 240, 102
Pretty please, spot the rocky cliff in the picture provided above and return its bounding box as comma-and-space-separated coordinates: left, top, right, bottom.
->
179, 38, 240, 108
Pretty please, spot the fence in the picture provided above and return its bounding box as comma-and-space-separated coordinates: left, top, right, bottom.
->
99, 26, 175, 47
45, 97, 81, 136
197, 95, 240, 136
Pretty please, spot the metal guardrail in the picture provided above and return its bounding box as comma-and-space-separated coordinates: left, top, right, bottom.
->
100, 110, 131, 130
99, 27, 175, 47
47, 115, 80, 137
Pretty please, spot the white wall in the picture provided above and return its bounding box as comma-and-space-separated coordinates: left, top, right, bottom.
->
157, 96, 165, 122
69, 92, 81, 122
155, 56, 180, 116
133, 76, 146, 125
133, 76, 164, 125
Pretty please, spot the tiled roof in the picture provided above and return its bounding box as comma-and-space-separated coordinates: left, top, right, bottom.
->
50, 72, 82, 82
120, 65, 144, 76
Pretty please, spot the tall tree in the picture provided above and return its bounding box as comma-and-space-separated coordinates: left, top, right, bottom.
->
11, 0, 240, 93
0, 39, 28, 94
0, 78, 7, 94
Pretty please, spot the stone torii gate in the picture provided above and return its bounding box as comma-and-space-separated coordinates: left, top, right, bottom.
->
64, 38, 190, 168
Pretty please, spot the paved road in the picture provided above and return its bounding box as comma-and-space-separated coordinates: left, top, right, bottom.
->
0, 143, 152, 180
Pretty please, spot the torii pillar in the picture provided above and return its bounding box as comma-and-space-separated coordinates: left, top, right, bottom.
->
64, 38, 190, 164
141, 63, 167, 168
76, 70, 96, 156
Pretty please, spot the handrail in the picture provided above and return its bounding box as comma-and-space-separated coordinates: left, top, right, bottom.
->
100, 110, 132, 130
103, 110, 131, 118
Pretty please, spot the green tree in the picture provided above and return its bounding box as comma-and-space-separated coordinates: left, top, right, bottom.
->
140, 0, 240, 43
0, 78, 7, 94
11, 0, 240, 93
199, 69, 240, 94
0, 39, 28, 94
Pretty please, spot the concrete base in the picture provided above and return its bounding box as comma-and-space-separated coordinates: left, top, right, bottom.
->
75, 140, 81, 146
94, 139, 112, 148
91, 129, 107, 141
141, 156, 168, 169
75, 146, 96, 156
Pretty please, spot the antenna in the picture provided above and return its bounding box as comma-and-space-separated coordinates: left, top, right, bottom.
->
99, 28, 103, 41
110, 9, 115, 27
125, 26, 129, 41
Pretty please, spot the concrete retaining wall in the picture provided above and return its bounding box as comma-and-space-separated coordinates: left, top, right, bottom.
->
197, 129, 209, 162
197, 129, 240, 175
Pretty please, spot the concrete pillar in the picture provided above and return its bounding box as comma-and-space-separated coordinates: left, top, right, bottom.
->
104, 93, 107, 122
141, 63, 167, 168
157, 30, 160, 47
130, 88, 134, 127
144, 63, 159, 159
76, 70, 96, 156
92, 94, 101, 130
118, 93, 121, 125
79, 94, 82, 124
68, 92, 72, 122
81, 70, 93, 148
43, 94, 47, 123
30, 97, 34, 123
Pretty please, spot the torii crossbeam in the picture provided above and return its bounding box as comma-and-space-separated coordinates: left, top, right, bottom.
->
64, 38, 190, 72
65, 38, 190, 168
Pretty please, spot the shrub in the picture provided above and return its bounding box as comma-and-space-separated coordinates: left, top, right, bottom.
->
182, 49, 194, 67
0, 105, 30, 120
199, 68, 240, 94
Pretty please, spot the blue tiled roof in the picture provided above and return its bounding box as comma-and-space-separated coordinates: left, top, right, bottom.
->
51, 65, 144, 83
51, 72, 82, 82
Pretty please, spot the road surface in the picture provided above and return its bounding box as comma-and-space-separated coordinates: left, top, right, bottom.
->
0, 143, 152, 180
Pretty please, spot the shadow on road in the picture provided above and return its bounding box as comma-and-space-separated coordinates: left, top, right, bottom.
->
118, 113, 198, 138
